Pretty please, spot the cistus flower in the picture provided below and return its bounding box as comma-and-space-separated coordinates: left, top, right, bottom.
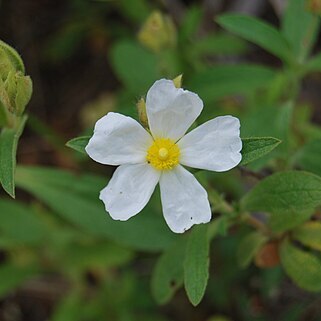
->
86, 79, 242, 233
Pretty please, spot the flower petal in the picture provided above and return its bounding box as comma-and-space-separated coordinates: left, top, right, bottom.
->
100, 163, 160, 221
178, 115, 242, 172
159, 165, 211, 233
85, 112, 153, 165
146, 79, 203, 141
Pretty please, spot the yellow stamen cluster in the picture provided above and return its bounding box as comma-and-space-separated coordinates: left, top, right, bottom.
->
146, 138, 180, 170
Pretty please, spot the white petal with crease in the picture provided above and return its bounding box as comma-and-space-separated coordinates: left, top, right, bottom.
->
86, 112, 153, 165
159, 165, 211, 233
100, 163, 160, 221
146, 79, 203, 141
178, 115, 242, 172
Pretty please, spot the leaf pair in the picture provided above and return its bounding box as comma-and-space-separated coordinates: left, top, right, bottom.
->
67, 135, 281, 167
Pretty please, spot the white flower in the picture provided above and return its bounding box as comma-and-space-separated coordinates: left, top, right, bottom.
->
85, 79, 242, 233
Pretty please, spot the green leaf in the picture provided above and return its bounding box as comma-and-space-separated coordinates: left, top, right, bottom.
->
241, 171, 321, 213
241, 103, 292, 144
151, 237, 187, 304
15, 166, 175, 252
240, 102, 293, 170
306, 52, 321, 72
117, 0, 149, 23
62, 242, 133, 272
0, 199, 47, 245
268, 209, 313, 233
179, 6, 203, 41
43, 22, 86, 63
17, 166, 107, 200
208, 217, 229, 239
190, 33, 247, 58
237, 231, 267, 268
110, 41, 159, 94
216, 14, 292, 62
51, 291, 83, 321
282, 0, 320, 62
184, 225, 210, 306
0, 264, 36, 297
188, 64, 276, 103
66, 136, 90, 154
0, 115, 27, 197
240, 137, 281, 165
280, 239, 321, 292
295, 139, 321, 176
293, 222, 321, 251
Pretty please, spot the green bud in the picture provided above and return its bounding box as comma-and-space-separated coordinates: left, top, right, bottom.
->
0, 40, 25, 77
3, 72, 32, 116
0, 40, 32, 122
173, 74, 183, 88
0, 77, 11, 126
138, 11, 177, 53
13, 74, 33, 116
136, 75, 182, 130
0, 48, 14, 81
0, 76, 10, 109
4, 71, 16, 109
136, 97, 149, 129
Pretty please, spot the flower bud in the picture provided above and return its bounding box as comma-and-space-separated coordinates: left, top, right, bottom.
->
138, 11, 177, 53
137, 75, 182, 130
0, 40, 32, 120
0, 49, 14, 81
0, 40, 25, 78
136, 97, 149, 129
3, 71, 32, 116
0, 95, 8, 127
13, 73, 33, 116
173, 74, 183, 88
4, 71, 16, 109
0, 76, 10, 124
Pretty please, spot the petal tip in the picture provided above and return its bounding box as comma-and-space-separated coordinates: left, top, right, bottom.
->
99, 189, 131, 221
168, 220, 212, 234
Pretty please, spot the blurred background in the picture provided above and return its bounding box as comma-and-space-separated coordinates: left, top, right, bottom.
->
0, 0, 321, 320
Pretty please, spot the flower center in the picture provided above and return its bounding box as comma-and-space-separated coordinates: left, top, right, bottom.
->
146, 138, 180, 170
